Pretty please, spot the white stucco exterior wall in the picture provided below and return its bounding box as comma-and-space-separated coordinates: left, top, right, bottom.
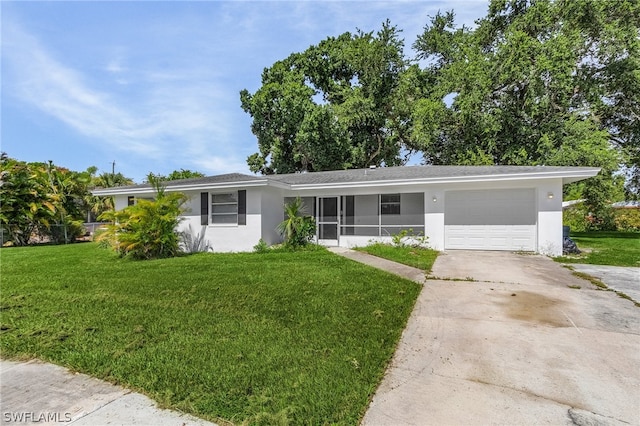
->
105, 173, 573, 255
113, 195, 129, 211
536, 179, 564, 256
424, 189, 445, 251
178, 188, 263, 252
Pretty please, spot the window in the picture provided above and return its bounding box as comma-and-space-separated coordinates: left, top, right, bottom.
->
380, 194, 401, 215
127, 196, 154, 206
211, 192, 238, 224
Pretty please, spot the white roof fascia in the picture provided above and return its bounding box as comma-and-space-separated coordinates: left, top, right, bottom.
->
265, 180, 291, 190
92, 180, 270, 196
285, 169, 601, 191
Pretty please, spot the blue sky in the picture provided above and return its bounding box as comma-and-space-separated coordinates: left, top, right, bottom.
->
2, 1, 489, 183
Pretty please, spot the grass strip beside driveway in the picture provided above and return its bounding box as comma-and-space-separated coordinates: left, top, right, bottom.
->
0, 243, 421, 425
555, 231, 640, 267
355, 243, 439, 272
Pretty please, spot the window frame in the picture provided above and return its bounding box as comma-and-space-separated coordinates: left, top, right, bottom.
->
380, 194, 401, 215
210, 192, 239, 225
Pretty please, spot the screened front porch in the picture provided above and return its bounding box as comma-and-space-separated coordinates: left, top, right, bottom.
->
286, 193, 425, 244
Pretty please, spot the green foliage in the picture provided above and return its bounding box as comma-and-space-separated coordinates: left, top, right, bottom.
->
166, 169, 205, 181
241, 20, 410, 174
614, 209, 640, 232
390, 228, 429, 248
1, 243, 421, 424
563, 204, 589, 232
148, 169, 205, 182
564, 203, 640, 233
0, 153, 93, 246
97, 175, 187, 260
178, 224, 212, 253
555, 231, 640, 267
277, 197, 316, 248
242, 1, 637, 202
411, 0, 637, 197
253, 238, 270, 253
87, 171, 134, 219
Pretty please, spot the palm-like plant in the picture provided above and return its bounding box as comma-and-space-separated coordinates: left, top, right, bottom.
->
277, 197, 315, 248
87, 172, 134, 219
97, 174, 187, 260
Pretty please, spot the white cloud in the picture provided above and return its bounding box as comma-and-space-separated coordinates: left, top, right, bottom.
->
2, 19, 243, 175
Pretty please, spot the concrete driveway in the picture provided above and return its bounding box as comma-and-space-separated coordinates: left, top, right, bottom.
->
363, 251, 640, 426
569, 264, 640, 304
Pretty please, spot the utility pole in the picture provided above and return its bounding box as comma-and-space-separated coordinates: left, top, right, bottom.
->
111, 161, 116, 175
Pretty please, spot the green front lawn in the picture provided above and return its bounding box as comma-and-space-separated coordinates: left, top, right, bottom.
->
355, 243, 439, 272
555, 231, 640, 267
0, 243, 421, 425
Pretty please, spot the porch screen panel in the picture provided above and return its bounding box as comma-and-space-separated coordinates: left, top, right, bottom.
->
341, 196, 355, 235
352, 195, 379, 236
342, 193, 424, 237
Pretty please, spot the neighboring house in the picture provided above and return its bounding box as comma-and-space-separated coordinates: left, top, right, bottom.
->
92, 165, 599, 256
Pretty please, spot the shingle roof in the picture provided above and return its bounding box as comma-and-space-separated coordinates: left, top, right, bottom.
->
93, 166, 600, 195
265, 165, 598, 185
94, 173, 262, 192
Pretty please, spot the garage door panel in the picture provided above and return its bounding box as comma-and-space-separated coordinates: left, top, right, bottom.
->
444, 189, 537, 251
445, 189, 536, 226
445, 225, 536, 251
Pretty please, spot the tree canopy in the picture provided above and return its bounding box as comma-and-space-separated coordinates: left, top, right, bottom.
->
149, 169, 205, 182
241, 0, 639, 201
241, 20, 411, 174
412, 0, 636, 179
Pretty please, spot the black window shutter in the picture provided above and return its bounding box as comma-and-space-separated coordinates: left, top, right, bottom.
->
200, 192, 209, 225
238, 190, 246, 225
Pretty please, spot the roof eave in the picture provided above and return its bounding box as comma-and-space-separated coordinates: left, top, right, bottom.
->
286, 169, 601, 190
92, 179, 270, 196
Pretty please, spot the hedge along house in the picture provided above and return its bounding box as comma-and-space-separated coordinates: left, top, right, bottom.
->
92, 165, 599, 256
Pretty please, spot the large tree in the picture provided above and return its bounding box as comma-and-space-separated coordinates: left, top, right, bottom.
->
241, 21, 412, 174
411, 0, 638, 200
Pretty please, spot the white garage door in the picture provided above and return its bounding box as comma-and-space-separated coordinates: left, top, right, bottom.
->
444, 189, 537, 251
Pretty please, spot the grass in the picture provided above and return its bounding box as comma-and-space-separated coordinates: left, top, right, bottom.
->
355, 243, 439, 272
0, 243, 421, 425
554, 231, 640, 267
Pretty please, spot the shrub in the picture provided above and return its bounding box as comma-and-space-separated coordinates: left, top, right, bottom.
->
97, 176, 186, 260
48, 219, 86, 244
253, 238, 270, 253
563, 204, 588, 232
277, 197, 316, 249
179, 224, 212, 253
391, 229, 429, 248
614, 208, 640, 232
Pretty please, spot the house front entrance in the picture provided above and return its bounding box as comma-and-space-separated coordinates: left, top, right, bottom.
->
317, 196, 339, 246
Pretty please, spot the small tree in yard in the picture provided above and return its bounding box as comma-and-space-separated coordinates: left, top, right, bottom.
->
97, 174, 186, 260
277, 197, 316, 249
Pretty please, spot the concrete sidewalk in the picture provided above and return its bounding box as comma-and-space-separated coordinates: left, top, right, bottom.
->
0, 359, 215, 426
327, 247, 427, 283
